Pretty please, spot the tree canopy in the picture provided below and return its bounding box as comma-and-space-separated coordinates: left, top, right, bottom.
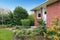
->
0, 6, 28, 26
13, 6, 28, 25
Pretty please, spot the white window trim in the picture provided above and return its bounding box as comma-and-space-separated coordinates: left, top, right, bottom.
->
36, 10, 41, 19
42, 7, 46, 24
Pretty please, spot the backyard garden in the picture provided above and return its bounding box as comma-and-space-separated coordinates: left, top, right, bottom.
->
0, 6, 60, 40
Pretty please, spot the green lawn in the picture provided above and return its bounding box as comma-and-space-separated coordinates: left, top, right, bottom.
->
0, 29, 13, 40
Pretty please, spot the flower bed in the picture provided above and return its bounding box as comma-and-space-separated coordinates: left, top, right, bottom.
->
14, 26, 46, 40
44, 25, 60, 40
14, 25, 60, 40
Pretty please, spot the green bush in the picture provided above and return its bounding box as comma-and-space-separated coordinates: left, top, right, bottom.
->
14, 26, 46, 40
16, 30, 26, 40
28, 14, 34, 26
21, 19, 30, 26
15, 29, 35, 40
15, 26, 30, 29
44, 25, 60, 40
21, 19, 30, 28
6, 24, 12, 28
52, 17, 59, 26
33, 26, 46, 36
38, 19, 45, 26
15, 25, 20, 29
30, 20, 34, 26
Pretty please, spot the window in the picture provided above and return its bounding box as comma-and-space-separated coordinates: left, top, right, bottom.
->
45, 11, 46, 14
37, 10, 41, 18
38, 13, 41, 17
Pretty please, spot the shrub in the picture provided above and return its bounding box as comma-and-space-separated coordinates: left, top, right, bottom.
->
14, 26, 46, 40
16, 30, 26, 40
38, 19, 45, 26
44, 25, 60, 40
15, 25, 27, 29
30, 20, 34, 26
6, 24, 12, 28
15, 25, 20, 29
28, 14, 34, 26
52, 17, 59, 26
43, 17, 60, 40
21, 19, 30, 28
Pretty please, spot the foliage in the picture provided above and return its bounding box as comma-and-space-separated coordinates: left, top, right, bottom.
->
52, 17, 59, 26
28, 14, 34, 26
28, 14, 34, 20
30, 20, 34, 26
8, 11, 14, 25
0, 6, 28, 26
0, 8, 4, 25
44, 17, 60, 40
0, 10, 13, 26
0, 13, 2, 25
13, 6, 28, 25
44, 25, 60, 40
21, 19, 30, 28
33, 26, 46, 36
14, 17, 60, 40
6, 24, 12, 28
15, 25, 24, 29
16, 30, 26, 40
0, 11, 10, 25
15, 25, 20, 29
14, 26, 46, 40
38, 19, 45, 26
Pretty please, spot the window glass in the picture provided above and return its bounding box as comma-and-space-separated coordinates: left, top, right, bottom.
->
38, 13, 41, 17
45, 11, 46, 14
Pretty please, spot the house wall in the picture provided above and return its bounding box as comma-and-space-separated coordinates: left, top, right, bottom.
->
46, 1, 60, 26
34, 8, 42, 26
34, 11, 38, 26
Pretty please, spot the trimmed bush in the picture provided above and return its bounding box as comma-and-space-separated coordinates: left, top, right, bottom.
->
21, 19, 30, 28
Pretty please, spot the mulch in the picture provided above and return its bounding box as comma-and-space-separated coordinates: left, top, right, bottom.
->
13, 35, 17, 40
12, 35, 48, 40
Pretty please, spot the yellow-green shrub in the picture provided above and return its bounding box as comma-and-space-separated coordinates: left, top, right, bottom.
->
44, 17, 60, 40
45, 25, 60, 40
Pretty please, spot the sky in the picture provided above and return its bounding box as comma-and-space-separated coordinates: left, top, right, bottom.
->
0, 0, 46, 14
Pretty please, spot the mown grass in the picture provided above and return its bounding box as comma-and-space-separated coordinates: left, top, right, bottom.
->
0, 28, 13, 40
